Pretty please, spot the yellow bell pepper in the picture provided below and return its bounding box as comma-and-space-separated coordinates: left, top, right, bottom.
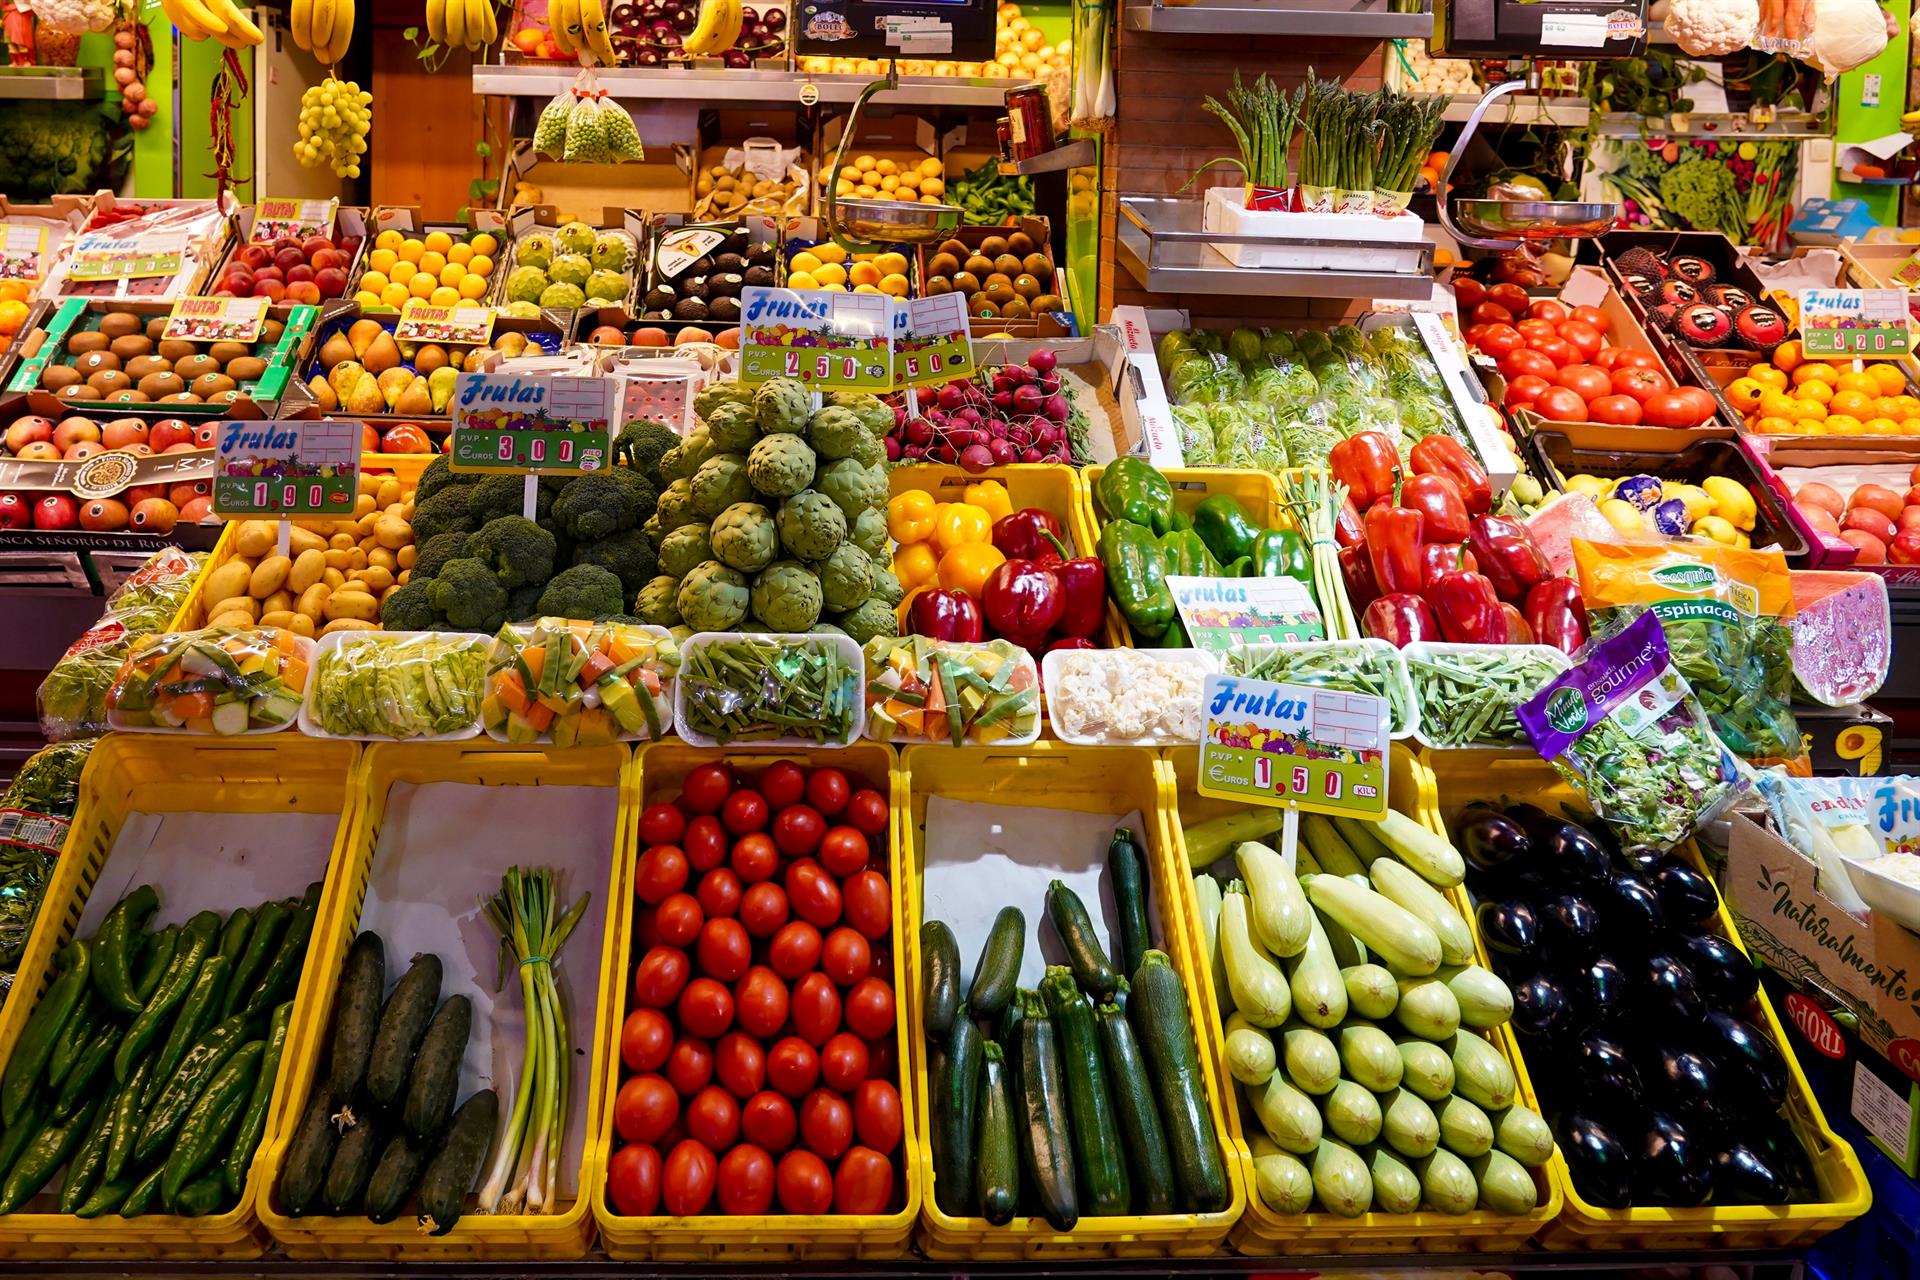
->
963, 479, 1013, 524
894, 541, 939, 589
938, 542, 1005, 598
932, 502, 992, 556
886, 490, 937, 544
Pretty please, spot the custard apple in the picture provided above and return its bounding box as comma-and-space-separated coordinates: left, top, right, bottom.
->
585, 270, 629, 303
747, 434, 816, 499
710, 502, 778, 574
750, 560, 824, 632
555, 221, 597, 256
590, 231, 634, 272
516, 232, 555, 270
677, 560, 750, 631
540, 282, 587, 309
506, 265, 549, 304
549, 253, 592, 287
777, 491, 846, 562
499, 301, 542, 320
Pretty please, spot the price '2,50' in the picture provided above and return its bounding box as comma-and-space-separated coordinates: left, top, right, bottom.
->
784, 352, 860, 380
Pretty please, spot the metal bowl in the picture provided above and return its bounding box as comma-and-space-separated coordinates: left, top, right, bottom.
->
832, 198, 964, 245
1452, 199, 1618, 242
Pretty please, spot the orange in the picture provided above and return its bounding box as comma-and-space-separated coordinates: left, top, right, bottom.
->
1829, 389, 1875, 417
468, 254, 494, 277
429, 286, 461, 306
380, 282, 410, 309
1865, 417, 1903, 435
1902, 417, 1920, 434
1873, 396, 1906, 419
1870, 363, 1908, 395
359, 270, 390, 294
1724, 377, 1767, 412
1894, 395, 1920, 418
1773, 339, 1805, 372
1793, 362, 1839, 387
1749, 364, 1788, 390
447, 243, 474, 266
423, 231, 455, 255
389, 260, 417, 284
1837, 371, 1882, 398
408, 272, 436, 299
375, 228, 404, 251
366, 247, 398, 275
1796, 379, 1833, 405
0, 280, 29, 304
470, 233, 499, 257
1752, 416, 1795, 435
0, 300, 29, 335
1793, 398, 1828, 422
1823, 414, 1864, 435
438, 262, 466, 286
1757, 390, 1800, 420
418, 251, 448, 277
397, 239, 425, 264
457, 273, 488, 300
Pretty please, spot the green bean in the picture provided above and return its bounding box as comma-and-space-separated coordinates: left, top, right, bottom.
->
1407, 649, 1566, 747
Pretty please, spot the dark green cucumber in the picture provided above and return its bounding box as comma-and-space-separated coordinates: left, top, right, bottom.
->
135, 1012, 250, 1166
325, 931, 387, 1109
403, 995, 471, 1140
119, 1163, 164, 1217
968, 907, 1024, 1018
161, 1039, 261, 1211
1045, 881, 1116, 1000
1014, 990, 1077, 1232
278, 1085, 339, 1217
975, 1040, 1019, 1226
934, 1004, 983, 1217
173, 1170, 228, 1218
1094, 998, 1176, 1213
920, 920, 961, 1038
417, 1088, 498, 1235
364, 1130, 431, 1224
1108, 827, 1153, 980
1130, 950, 1228, 1212
0, 1097, 98, 1213
322, 1113, 384, 1214
146, 954, 230, 1106
366, 953, 442, 1108
225, 1001, 293, 1198
1040, 966, 1129, 1215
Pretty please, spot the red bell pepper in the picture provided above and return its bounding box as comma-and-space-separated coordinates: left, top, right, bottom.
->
1501, 604, 1534, 645
907, 589, 985, 643
1524, 577, 1589, 654
1427, 568, 1507, 644
1402, 473, 1471, 544
1362, 593, 1442, 647
1409, 436, 1493, 515
1339, 543, 1381, 611
1045, 637, 1097, 653
981, 559, 1066, 647
992, 508, 1064, 562
1335, 497, 1366, 549
1041, 530, 1106, 640
1364, 502, 1425, 596
1329, 431, 1400, 511
1466, 514, 1552, 605
1419, 543, 1478, 592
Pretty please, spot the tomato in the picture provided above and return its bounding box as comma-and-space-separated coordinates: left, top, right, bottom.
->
635, 845, 689, 905
800, 1088, 854, 1159
1476, 323, 1523, 359
820, 1032, 870, 1092
776, 1149, 834, 1214
1587, 394, 1643, 425
654, 893, 704, 949
786, 859, 843, 929
1503, 374, 1553, 410
743, 1091, 798, 1154
791, 973, 843, 1046
866, 1035, 896, 1081
1526, 299, 1569, 325
698, 918, 752, 982
1525, 335, 1575, 367
772, 805, 825, 858
854, 1080, 903, 1154
1673, 386, 1718, 423
1454, 277, 1487, 309
1642, 390, 1701, 429
816, 827, 869, 879
806, 768, 850, 815
684, 816, 727, 872
845, 790, 888, 837
1488, 282, 1530, 313
740, 882, 790, 939
663, 1140, 718, 1216
679, 976, 735, 1039
1592, 346, 1625, 371
1570, 304, 1610, 333
1532, 387, 1588, 423
607, 1142, 661, 1216
1616, 350, 1665, 372
615, 1074, 679, 1143
633, 946, 690, 1009
716, 1030, 766, 1099
1470, 301, 1515, 327
768, 1037, 820, 1098
735, 965, 791, 1039
1515, 318, 1558, 343
722, 789, 768, 835
667, 1036, 713, 1096
1499, 348, 1557, 381
682, 764, 733, 814
717, 1142, 775, 1215
687, 1084, 742, 1150
1611, 366, 1671, 402
768, 921, 824, 980
638, 803, 686, 847
821, 927, 872, 987
634, 906, 660, 952
841, 870, 891, 942
1553, 364, 1611, 403
844, 977, 896, 1040
1556, 321, 1604, 362
760, 760, 807, 810
731, 833, 780, 884
622, 1007, 673, 1074
697, 867, 742, 919
834, 1146, 893, 1215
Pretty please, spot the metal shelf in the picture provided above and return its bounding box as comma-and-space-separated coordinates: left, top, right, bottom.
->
1124, 0, 1432, 37
999, 138, 1099, 176
1441, 94, 1588, 126
1116, 196, 1434, 300
0, 67, 99, 101
471, 64, 1023, 107
1594, 109, 1832, 138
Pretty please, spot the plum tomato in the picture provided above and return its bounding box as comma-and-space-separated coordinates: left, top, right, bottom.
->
767, 1036, 820, 1098
621, 1007, 673, 1074
635, 845, 689, 906
682, 764, 733, 814
844, 976, 896, 1041
731, 833, 780, 884
773, 805, 826, 858
842, 869, 891, 941
637, 803, 685, 847
740, 882, 790, 939
667, 1036, 714, 1096
697, 867, 742, 919
662, 1139, 717, 1216
679, 977, 735, 1040
723, 789, 769, 835
776, 1149, 834, 1214
800, 1088, 853, 1159
742, 1090, 798, 1154
697, 917, 752, 982
821, 927, 872, 987
607, 1142, 661, 1216
817, 826, 870, 879
806, 768, 850, 815
844, 789, 887, 837
717, 1142, 775, 1215
760, 760, 807, 810
820, 1031, 870, 1092
615, 1073, 678, 1143
654, 893, 704, 949
768, 921, 824, 980
633, 946, 690, 1009
833, 1146, 892, 1215
786, 859, 844, 929
853, 1079, 903, 1154
791, 972, 843, 1046
687, 1085, 742, 1150
734, 965, 791, 1039
715, 1030, 767, 1099
684, 816, 727, 872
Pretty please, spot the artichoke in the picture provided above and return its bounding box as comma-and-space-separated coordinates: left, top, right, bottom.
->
636, 575, 684, 628
851, 507, 889, 561
657, 522, 714, 581
806, 406, 872, 461
754, 377, 811, 435
691, 452, 753, 518
868, 567, 905, 607
677, 560, 751, 632
777, 491, 847, 562
694, 382, 755, 421
709, 502, 778, 574
836, 597, 899, 645
655, 478, 700, 534
747, 434, 817, 499
704, 401, 760, 453
819, 544, 874, 613
828, 391, 894, 436
750, 560, 824, 632
816, 459, 885, 521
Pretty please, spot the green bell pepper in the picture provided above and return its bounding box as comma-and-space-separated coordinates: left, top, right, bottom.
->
1223, 555, 1251, 577
1094, 458, 1175, 533
1250, 528, 1313, 587
1158, 528, 1221, 578
1190, 494, 1261, 565
1099, 521, 1175, 639
1151, 615, 1191, 648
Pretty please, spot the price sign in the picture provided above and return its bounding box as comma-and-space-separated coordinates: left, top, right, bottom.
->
164, 295, 268, 344
1167, 575, 1325, 650
1800, 288, 1913, 358
448, 371, 614, 475
68, 229, 185, 281
893, 292, 974, 389
1195, 671, 1389, 819
0, 225, 46, 282
395, 299, 494, 347
212, 419, 361, 519
739, 286, 893, 391
251, 198, 338, 244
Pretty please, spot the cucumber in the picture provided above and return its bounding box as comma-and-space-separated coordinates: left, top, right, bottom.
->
1282, 913, 1347, 1030
326, 932, 387, 1113
1044, 882, 1116, 1001
323, 1114, 385, 1214
925, 1040, 948, 1198
1301, 874, 1441, 976
417, 1088, 498, 1235
1236, 841, 1310, 958
403, 996, 472, 1141
1130, 951, 1229, 1213
974, 1041, 1018, 1226
1093, 999, 1175, 1214
919, 921, 961, 1037
278, 1085, 339, 1216
365, 1131, 432, 1224
1040, 967, 1129, 1215
934, 1004, 982, 1217
366, 954, 442, 1108
1220, 882, 1288, 1028
1014, 990, 1077, 1231
968, 907, 1025, 1019
1107, 827, 1152, 981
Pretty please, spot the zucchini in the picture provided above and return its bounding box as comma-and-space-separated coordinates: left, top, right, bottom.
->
1220, 882, 1288, 1027
1094, 999, 1175, 1213
1223, 1012, 1277, 1087
323, 1113, 385, 1214
1129, 951, 1229, 1213
1107, 827, 1152, 981
1309, 1137, 1372, 1216
403, 995, 472, 1140
1190, 874, 1231, 1017
1371, 809, 1466, 887
1249, 1072, 1321, 1155
933, 1003, 983, 1216
1301, 874, 1441, 977
416, 1089, 498, 1236
1014, 991, 1078, 1231
1236, 840, 1310, 958
278, 1085, 339, 1216
365, 1130, 432, 1225
1044, 881, 1116, 1001
1282, 913, 1348, 1030
326, 931, 387, 1111
974, 1041, 1018, 1226
1250, 1139, 1313, 1214
919, 920, 960, 1038
1040, 967, 1129, 1215
924, 1040, 948, 1198
367, 954, 442, 1108
1300, 815, 1364, 876
1368, 858, 1474, 966
967, 907, 1024, 1018
1342, 964, 1398, 1021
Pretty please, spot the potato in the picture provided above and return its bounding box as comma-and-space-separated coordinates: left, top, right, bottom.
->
288, 613, 316, 639
322, 590, 379, 622
374, 513, 412, 549
249, 555, 291, 599
401, 500, 416, 520
323, 548, 350, 570
322, 618, 379, 634
328, 532, 354, 552
259, 609, 297, 630
379, 583, 400, 603
288, 526, 327, 556
347, 547, 368, 572
321, 567, 346, 590
261, 589, 294, 616
354, 493, 377, 517
376, 478, 402, 509
203, 559, 253, 607
397, 568, 411, 586
396, 545, 417, 570
295, 583, 329, 623
368, 547, 399, 573
357, 473, 381, 497
233, 521, 276, 558
289, 549, 326, 594
208, 596, 259, 624
352, 512, 379, 539
353, 566, 395, 593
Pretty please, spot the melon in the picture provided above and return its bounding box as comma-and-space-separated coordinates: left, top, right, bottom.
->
1789, 570, 1891, 706
1523, 492, 1631, 578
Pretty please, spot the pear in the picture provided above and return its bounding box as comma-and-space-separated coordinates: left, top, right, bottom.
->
308, 374, 338, 413
428, 365, 458, 413
347, 318, 385, 359
494, 331, 529, 359
463, 347, 488, 373
327, 359, 366, 400
376, 366, 413, 409
318, 331, 355, 371
362, 331, 403, 375
413, 344, 447, 375
394, 374, 434, 417
345, 371, 387, 416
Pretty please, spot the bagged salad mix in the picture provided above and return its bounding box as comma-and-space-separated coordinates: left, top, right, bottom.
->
0, 740, 92, 993
37, 548, 205, 742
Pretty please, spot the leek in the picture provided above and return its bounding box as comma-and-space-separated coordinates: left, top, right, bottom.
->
1072, 0, 1114, 127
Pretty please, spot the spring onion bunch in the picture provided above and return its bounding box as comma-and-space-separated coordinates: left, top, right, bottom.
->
1196, 71, 1303, 190
477, 865, 591, 1215
1278, 467, 1361, 641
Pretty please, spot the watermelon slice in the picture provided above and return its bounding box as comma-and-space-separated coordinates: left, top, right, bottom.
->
1789, 570, 1891, 706
1523, 492, 1629, 578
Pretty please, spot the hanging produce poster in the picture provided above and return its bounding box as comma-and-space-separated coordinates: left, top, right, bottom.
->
67, 228, 186, 280
251, 197, 339, 243
0, 224, 46, 281
738, 286, 893, 391
1800, 288, 1913, 358
213, 419, 361, 519
893, 291, 974, 389
1167, 574, 1325, 650
164, 295, 268, 344
1195, 671, 1389, 819
448, 370, 614, 475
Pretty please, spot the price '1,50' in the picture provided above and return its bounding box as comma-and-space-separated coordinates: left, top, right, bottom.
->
1252, 757, 1344, 800
784, 352, 860, 380
497, 434, 575, 463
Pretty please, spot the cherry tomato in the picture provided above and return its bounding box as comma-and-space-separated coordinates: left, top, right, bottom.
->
760, 760, 807, 810
717, 1142, 775, 1216
1553, 364, 1612, 403
1570, 304, 1610, 333
687, 1084, 742, 1150
791, 973, 842, 1046
772, 805, 826, 858
715, 1030, 766, 1100
1527, 299, 1570, 325
742, 1090, 798, 1154
638, 803, 686, 847
740, 882, 790, 939
806, 768, 850, 815
667, 1036, 713, 1096
1532, 387, 1588, 423
843, 976, 896, 1041
1611, 366, 1671, 402
768, 921, 824, 980
842, 870, 891, 942
1642, 390, 1702, 428
1470, 301, 1514, 327
1587, 394, 1643, 425
786, 859, 843, 929
1526, 335, 1576, 367
1476, 323, 1523, 359
698, 918, 752, 982
635, 845, 689, 905
768, 1036, 820, 1098
1498, 348, 1557, 382
800, 1088, 853, 1159
776, 1149, 834, 1214
684, 816, 727, 872
654, 893, 704, 949
834, 1146, 893, 1215
821, 927, 872, 987
1673, 386, 1718, 423
854, 1080, 902, 1154
1488, 282, 1530, 313
622, 1007, 673, 1074
820, 1031, 870, 1092
697, 867, 743, 919
735, 965, 791, 1039
817, 827, 869, 879
679, 976, 735, 1039
1557, 320, 1604, 362
731, 833, 780, 884
682, 764, 733, 815
615, 1074, 679, 1143
662, 1139, 718, 1216
633, 946, 690, 1009
1504, 374, 1553, 410
723, 789, 769, 835
607, 1142, 661, 1216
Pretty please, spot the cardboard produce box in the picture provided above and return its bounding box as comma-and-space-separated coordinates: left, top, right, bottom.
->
498, 136, 691, 223
42, 195, 230, 303
916, 216, 1073, 340
685, 111, 809, 220
1743, 435, 1920, 579
815, 109, 943, 214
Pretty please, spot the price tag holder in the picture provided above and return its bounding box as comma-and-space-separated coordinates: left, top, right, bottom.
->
251, 198, 338, 244
448, 370, 614, 475
212, 419, 361, 519
1195, 671, 1389, 821
739, 286, 894, 391
1800, 288, 1913, 358
164, 295, 268, 344
1167, 575, 1325, 650
0, 225, 46, 282
395, 299, 494, 347
894, 292, 974, 389
68, 229, 186, 281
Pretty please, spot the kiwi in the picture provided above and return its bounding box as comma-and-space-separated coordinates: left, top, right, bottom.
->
55, 384, 92, 403
1031, 293, 1063, 314
143, 315, 169, 341
190, 373, 237, 398
1007, 231, 1035, 256
979, 235, 1010, 259
951, 271, 981, 296
157, 339, 196, 363
207, 341, 250, 365
970, 294, 999, 318
262, 318, 285, 343
927, 252, 960, 279
124, 355, 170, 381
1001, 297, 1031, 320
109, 334, 154, 362
925, 276, 954, 296
207, 388, 243, 405
1022, 252, 1051, 278
963, 254, 994, 278
992, 253, 1023, 277
137, 371, 185, 399
96, 312, 141, 339
937, 238, 968, 259
174, 354, 221, 383
88, 370, 132, 395
158, 391, 202, 405
106, 389, 151, 404
73, 351, 121, 376
65, 332, 109, 355
39, 365, 81, 392
225, 356, 267, 383
1012, 273, 1042, 298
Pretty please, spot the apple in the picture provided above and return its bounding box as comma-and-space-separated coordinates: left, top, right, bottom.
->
314, 267, 348, 296
1840, 528, 1888, 563
117, 443, 152, 457
1842, 506, 1897, 543
32, 494, 77, 530
161, 442, 198, 454
64, 441, 102, 461
1898, 508, 1920, 533
124, 482, 166, 505
285, 282, 322, 305
238, 243, 271, 270
51, 418, 101, 452
15, 441, 60, 462
129, 497, 177, 534
102, 418, 149, 450
78, 498, 127, 532
1891, 529, 1920, 564
177, 495, 213, 522
1852, 483, 1904, 522
1795, 482, 1845, 518
0, 493, 29, 530
1799, 505, 1841, 535
300, 235, 334, 259
4, 415, 54, 455
149, 419, 195, 451
286, 263, 315, 284
252, 280, 286, 301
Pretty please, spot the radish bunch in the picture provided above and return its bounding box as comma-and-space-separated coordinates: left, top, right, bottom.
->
886, 350, 1072, 472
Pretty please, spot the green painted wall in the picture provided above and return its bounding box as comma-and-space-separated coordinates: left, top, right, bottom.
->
80, 15, 253, 200
1833, 5, 1910, 224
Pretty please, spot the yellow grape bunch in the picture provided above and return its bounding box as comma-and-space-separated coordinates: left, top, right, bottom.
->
294, 77, 372, 178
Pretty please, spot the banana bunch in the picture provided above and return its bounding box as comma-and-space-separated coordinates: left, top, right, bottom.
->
679, 0, 743, 57
289, 0, 355, 63
161, 0, 264, 47
550, 0, 622, 64
426, 0, 500, 51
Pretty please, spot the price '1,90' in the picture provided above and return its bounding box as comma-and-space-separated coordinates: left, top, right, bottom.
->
255, 482, 326, 509
498, 434, 575, 464
784, 352, 860, 381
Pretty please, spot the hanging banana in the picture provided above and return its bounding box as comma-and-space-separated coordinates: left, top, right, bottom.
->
424, 0, 446, 45
444, 0, 468, 51
578, 0, 618, 64
317, 0, 355, 63
205, 0, 264, 47
682, 0, 740, 57
160, 0, 228, 41
548, 0, 580, 56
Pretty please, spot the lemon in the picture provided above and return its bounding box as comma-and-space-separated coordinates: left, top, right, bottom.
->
876, 158, 899, 177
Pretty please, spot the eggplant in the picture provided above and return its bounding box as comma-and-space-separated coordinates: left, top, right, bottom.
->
1504, 802, 1556, 842
1574, 1034, 1644, 1104
1638, 1109, 1712, 1206
1677, 931, 1758, 1006
1538, 893, 1599, 959
1750, 1116, 1818, 1201
1475, 899, 1540, 962
1639, 951, 1704, 1022
1712, 1142, 1789, 1204
1576, 953, 1632, 1026
1511, 971, 1579, 1042
1645, 1040, 1729, 1130
1699, 1010, 1788, 1109
1603, 873, 1665, 934
1648, 857, 1719, 927
1541, 822, 1614, 886
1557, 1108, 1634, 1208
1458, 808, 1531, 882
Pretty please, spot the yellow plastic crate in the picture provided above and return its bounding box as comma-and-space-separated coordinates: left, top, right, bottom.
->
1419, 748, 1872, 1251
360, 451, 435, 485
591, 741, 920, 1261
0, 734, 360, 1260
900, 741, 1245, 1259
256, 741, 634, 1261
1159, 744, 1562, 1254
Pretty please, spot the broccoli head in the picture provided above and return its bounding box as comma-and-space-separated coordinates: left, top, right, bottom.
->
409, 488, 479, 544
571, 528, 659, 597
379, 579, 441, 631
468, 473, 553, 524
536, 564, 626, 621
413, 454, 472, 504
505, 583, 546, 623
614, 420, 681, 484
607, 465, 660, 523
550, 472, 640, 542
410, 531, 472, 582
424, 558, 508, 632
466, 516, 558, 588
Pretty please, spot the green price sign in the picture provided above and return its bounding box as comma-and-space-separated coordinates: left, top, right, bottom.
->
448, 372, 614, 475
213, 419, 361, 519
894, 292, 974, 389
739, 287, 893, 391
1800, 288, 1914, 358
1194, 672, 1389, 820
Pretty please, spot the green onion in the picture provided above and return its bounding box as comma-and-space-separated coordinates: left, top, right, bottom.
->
1275, 468, 1361, 642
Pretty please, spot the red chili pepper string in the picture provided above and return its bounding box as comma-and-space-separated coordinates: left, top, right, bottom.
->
205, 48, 251, 200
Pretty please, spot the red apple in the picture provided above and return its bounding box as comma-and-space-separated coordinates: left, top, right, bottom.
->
4, 416, 54, 455
149, 419, 195, 452
177, 495, 213, 522
78, 498, 127, 532
0, 493, 30, 529
252, 280, 286, 301
15, 441, 60, 462
314, 267, 348, 296
51, 418, 101, 452
1898, 508, 1920, 532
1852, 484, 1905, 522
124, 482, 166, 504
1843, 507, 1897, 543
1891, 529, 1920, 564
64, 441, 102, 461
238, 243, 272, 270
1840, 528, 1889, 563
1797, 504, 1841, 535
101, 418, 148, 450
33, 494, 77, 530
161, 442, 198, 454
169, 479, 211, 506
285, 282, 323, 305
1795, 482, 1845, 518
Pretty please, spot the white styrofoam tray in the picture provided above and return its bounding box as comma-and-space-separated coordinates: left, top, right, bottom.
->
297, 630, 488, 743
1843, 853, 1920, 937
863, 639, 1041, 748
1041, 647, 1217, 746
107, 629, 316, 737
675, 631, 865, 748
1402, 641, 1572, 751
1201, 186, 1428, 273
1220, 637, 1418, 741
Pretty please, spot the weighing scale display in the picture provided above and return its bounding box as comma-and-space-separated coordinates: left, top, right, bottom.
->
795, 0, 995, 60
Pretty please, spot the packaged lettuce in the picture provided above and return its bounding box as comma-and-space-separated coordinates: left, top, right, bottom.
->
0, 740, 92, 993
307, 631, 489, 739
37, 548, 205, 742
1172, 404, 1217, 465
1517, 612, 1744, 851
